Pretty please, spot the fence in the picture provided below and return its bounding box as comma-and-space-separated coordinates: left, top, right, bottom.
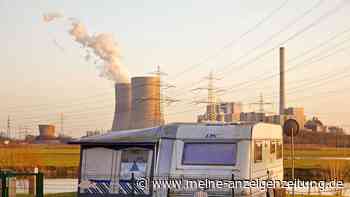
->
0, 170, 43, 197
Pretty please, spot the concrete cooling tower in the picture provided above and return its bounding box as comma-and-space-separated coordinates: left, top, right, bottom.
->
130, 76, 162, 129
112, 83, 132, 131
38, 124, 56, 139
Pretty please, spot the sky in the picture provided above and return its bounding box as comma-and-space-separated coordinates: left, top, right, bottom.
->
1, 0, 350, 137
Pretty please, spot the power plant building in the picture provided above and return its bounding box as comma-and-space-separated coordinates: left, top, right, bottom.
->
284, 107, 305, 129
197, 102, 241, 123
304, 117, 325, 132
240, 112, 266, 123
265, 115, 285, 125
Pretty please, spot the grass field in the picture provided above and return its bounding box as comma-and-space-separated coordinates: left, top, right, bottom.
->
1, 144, 350, 170
284, 147, 350, 158
283, 147, 350, 169
0, 144, 80, 168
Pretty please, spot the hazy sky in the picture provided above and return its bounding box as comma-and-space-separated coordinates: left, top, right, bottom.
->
1, 0, 350, 137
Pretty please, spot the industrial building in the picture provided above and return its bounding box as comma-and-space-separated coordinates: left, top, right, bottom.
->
197, 102, 241, 123
304, 117, 325, 132
265, 114, 284, 125
240, 112, 266, 123
195, 47, 308, 130
263, 107, 306, 128
284, 107, 305, 129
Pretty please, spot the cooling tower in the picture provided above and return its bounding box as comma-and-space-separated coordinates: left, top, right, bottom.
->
130, 76, 162, 129
112, 83, 132, 131
38, 124, 56, 139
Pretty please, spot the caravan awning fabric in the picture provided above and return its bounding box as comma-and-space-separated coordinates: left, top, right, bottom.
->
69, 124, 179, 144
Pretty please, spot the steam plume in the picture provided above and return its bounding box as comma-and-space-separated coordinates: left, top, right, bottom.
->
43, 12, 63, 22
43, 13, 130, 83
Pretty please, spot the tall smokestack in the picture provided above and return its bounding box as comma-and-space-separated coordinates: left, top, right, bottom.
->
279, 47, 286, 115
112, 83, 131, 131
130, 76, 162, 129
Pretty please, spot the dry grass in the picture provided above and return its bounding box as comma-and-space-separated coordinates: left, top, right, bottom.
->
283, 146, 350, 169
1, 143, 350, 170
0, 144, 80, 168
284, 146, 350, 158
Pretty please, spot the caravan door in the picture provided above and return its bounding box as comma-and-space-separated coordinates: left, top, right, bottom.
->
80, 145, 155, 196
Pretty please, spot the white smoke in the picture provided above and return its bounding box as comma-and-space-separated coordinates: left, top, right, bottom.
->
43, 13, 130, 83
43, 12, 63, 22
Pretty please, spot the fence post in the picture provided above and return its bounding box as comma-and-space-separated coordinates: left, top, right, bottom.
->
131, 173, 135, 197
36, 172, 44, 197
1, 172, 8, 197
231, 174, 235, 197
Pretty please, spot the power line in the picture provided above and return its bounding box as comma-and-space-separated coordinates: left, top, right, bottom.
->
168, 34, 350, 119
249, 93, 273, 113
148, 65, 180, 125
172, 0, 341, 98
3, 0, 350, 135
8, 36, 350, 132
215, 30, 350, 98
191, 71, 223, 121
171, 0, 290, 79
218, 0, 348, 76
5, 2, 341, 114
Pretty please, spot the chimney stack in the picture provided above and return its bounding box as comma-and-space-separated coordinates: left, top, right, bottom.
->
279, 47, 286, 115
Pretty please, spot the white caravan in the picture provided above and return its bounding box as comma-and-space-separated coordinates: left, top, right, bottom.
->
71, 122, 283, 197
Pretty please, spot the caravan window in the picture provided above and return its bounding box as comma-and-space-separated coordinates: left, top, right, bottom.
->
270, 141, 276, 154
254, 141, 263, 163
276, 142, 283, 159
182, 143, 237, 165
119, 148, 152, 179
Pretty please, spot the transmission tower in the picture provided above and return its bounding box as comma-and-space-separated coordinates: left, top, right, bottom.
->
60, 112, 64, 136
149, 66, 180, 125
249, 93, 273, 113
22, 126, 30, 140
7, 115, 11, 139
192, 71, 223, 121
